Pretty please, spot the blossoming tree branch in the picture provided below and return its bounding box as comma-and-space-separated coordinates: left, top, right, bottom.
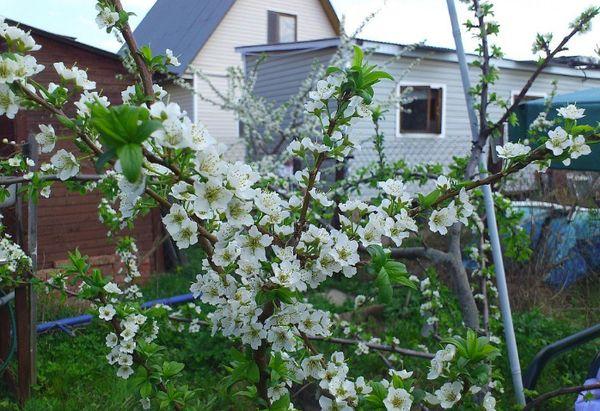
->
0, 0, 599, 409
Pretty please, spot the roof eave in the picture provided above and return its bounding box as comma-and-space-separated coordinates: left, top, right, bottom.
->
319, 0, 341, 35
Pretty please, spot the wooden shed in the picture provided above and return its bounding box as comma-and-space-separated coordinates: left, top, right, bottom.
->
0, 20, 165, 279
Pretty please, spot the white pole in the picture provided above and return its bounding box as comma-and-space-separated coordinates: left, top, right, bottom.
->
446, 0, 526, 405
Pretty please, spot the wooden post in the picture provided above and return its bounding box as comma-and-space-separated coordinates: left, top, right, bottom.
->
26, 134, 37, 387
14, 285, 33, 404
14, 135, 38, 405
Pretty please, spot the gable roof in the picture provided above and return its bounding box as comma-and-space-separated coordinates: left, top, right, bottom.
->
133, 0, 236, 75
5, 19, 120, 61
133, 0, 340, 75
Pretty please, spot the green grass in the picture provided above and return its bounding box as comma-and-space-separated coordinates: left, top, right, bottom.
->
0, 249, 236, 410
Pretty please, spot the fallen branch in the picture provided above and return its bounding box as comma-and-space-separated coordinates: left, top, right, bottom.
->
308, 335, 434, 359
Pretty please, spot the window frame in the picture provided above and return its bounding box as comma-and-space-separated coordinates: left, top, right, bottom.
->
396, 82, 447, 138
267, 11, 298, 44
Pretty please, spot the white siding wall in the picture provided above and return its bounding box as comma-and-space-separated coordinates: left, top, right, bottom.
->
190, 0, 337, 160
349, 54, 600, 178
164, 81, 194, 120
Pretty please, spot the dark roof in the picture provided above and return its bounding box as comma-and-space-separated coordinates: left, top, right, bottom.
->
236, 37, 600, 73
5, 19, 120, 60
132, 0, 236, 75
133, 0, 340, 75
235, 37, 458, 56
522, 88, 600, 106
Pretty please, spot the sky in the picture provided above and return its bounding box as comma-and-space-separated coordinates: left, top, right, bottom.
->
1, 0, 599, 61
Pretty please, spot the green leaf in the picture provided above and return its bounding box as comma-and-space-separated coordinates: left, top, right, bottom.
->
418, 188, 442, 208
140, 381, 153, 398
376, 268, 392, 303
383, 260, 417, 290
95, 148, 116, 173
571, 124, 594, 135
89, 103, 161, 149
117, 144, 143, 183
56, 115, 76, 130
352, 45, 364, 67
367, 244, 388, 268
269, 394, 291, 411
161, 361, 185, 378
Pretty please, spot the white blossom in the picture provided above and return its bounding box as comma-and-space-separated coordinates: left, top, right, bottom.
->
95, 5, 119, 29
165, 49, 180, 67
98, 304, 116, 321
496, 142, 531, 159
545, 126, 571, 156
34, 124, 56, 153
50, 149, 80, 180
428, 203, 457, 235
557, 104, 585, 120
0, 84, 19, 118
383, 387, 412, 411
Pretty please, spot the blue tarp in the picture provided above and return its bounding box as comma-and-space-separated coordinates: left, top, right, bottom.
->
515, 204, 600, 287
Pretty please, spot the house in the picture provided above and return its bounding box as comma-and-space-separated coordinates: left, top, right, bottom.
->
0, 21, 165, 278
133, 0, 340, 160
235, 38, 600, 179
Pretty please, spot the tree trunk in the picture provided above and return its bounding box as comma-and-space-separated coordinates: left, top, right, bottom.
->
447, 254, 480, 330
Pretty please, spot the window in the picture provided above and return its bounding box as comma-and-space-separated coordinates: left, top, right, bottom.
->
512, 93, 545, 104
267, 11, 297, 44
399, 85, 444, 135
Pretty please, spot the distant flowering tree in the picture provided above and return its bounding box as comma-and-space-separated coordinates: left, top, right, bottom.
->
0, 1, 599, 409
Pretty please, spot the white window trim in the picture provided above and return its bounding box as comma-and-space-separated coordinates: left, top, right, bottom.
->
396, 82, 447, 138
510, 90, 547, 104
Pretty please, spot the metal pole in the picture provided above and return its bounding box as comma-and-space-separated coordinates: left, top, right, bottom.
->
446, 0, 526, 405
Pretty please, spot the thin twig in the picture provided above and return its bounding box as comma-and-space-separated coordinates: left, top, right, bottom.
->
524, 382, 600, 410
308, 335, 434, 359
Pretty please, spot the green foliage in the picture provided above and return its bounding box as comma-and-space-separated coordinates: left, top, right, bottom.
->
89, 103, 161, 182
366, 245, 416, 303
343, 46, 394, 104
444, 330, 499, 363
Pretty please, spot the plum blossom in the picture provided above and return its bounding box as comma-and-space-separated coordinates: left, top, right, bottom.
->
171, 219, 198, 249
0, 84, 19, 118
99, 304, 116, 321
1, 26, 41, 51
74, 90, 109, 117
53, 62, 96, 90
428, 203, 457, 235
95, 5, 119, 29
378, 178, 410, 202
545, 126, 571, 155
104, 282, 123, 295
434, 381, 463, 409
557, 104, 585, 120
34, 124, 56, 153
496, 142, 531, 159
50, 149, 80, 180
483, 391, 497, 411
165, 49, 180, 67
383, 387, 412, 411
563, 134, 591, 166
116, 365, 134, 379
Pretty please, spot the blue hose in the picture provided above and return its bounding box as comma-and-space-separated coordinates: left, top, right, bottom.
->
36, 293, 196, 334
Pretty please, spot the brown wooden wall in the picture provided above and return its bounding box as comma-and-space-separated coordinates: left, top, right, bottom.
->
1, 29, 165, 279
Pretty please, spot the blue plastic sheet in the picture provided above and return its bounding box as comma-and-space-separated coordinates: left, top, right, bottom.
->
516, 204, 600, 287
